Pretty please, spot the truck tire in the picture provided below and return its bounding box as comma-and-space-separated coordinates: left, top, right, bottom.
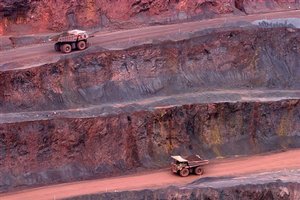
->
194, 167, 203, 175
61, 43, 72, 53
54, 43, 60, 52
77, 40, 86, 50
179, 168, 189, 177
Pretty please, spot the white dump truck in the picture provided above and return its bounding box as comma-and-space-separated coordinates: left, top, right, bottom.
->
50, 29, 89, 53
171, 155, 209, 177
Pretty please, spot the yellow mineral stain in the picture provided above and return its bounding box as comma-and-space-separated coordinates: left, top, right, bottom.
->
233, 114, 243, 137
212, 145, 222, 157
208, 121, 223, 157
277, 110, 292, 136
211, 124, 222, 145
157, 119, 173, 153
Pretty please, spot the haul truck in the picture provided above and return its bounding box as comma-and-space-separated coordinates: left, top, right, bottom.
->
50, 30, 89, 53
171, 155, 209, 177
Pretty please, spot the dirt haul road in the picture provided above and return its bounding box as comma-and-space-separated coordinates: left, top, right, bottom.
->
1, 10, 300, 71
1, 89, 299, 123
1, 149, 300, 200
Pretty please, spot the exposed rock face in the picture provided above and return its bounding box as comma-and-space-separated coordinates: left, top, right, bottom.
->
0, 0, 299, 35
0, 25, 300, 193
1, 27, 300, 113
0, 99, 299, 192
235, 0, 300, 14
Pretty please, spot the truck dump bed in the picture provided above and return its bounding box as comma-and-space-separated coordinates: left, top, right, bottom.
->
171, 155, 209, 167
49, 30, 88, 42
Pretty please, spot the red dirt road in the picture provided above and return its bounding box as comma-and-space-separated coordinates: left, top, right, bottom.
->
1, 149, 300, 200
1, 10, 300, 71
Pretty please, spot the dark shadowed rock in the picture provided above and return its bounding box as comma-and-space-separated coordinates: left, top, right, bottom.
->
66, 170, 300, 200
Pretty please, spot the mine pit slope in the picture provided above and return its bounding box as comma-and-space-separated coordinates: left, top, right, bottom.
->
1, 149, 300, 200
1, 7, 300, 200
1, 10, 300, 71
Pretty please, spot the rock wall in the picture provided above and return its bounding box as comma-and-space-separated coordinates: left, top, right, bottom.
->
0, 99, 299, 191
235, 0, 300, 14
1, 27, 300, 113
1, 24, 300, 193
0, 0, 299, 35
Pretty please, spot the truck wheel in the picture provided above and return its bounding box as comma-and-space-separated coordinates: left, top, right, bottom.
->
194, 167, 203, 175
54, 43, 60, 52
77, 41, 86, 50
179, 168, 189, 177
61, 44, 72, 53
